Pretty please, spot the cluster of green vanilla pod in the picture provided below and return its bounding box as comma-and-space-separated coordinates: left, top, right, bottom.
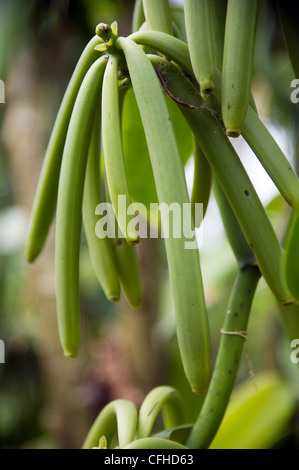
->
25, 15, 212, 394
25, 22, 144, 359
26, 0, 299, 449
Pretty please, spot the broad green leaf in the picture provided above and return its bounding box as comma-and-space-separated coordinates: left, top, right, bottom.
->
284, 210, 299, 303
209, 371, 296, 449
122, 86, 193, 224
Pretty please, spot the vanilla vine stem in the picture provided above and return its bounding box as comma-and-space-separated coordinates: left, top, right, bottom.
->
186, 265, 261, 448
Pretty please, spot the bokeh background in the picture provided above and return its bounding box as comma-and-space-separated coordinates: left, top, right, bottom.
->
0, 0, 298, 449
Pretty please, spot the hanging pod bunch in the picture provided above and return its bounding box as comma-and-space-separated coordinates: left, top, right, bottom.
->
25, 19, 212, 393
26, 22, 143, 358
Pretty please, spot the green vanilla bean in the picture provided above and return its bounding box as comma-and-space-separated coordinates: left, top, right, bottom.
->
222, 0, 259, 136
132, 0, 145, 33
102, 54, 140, 245
191, 136, 212, 226
25, 35, 102, 262
129, 29, 193, 75
136, 386, 184, 439
82, 104, 120, 302
113, 236, 143, 309
210, 0, 261, 118
150, 55, 291, 305
82, 399, 138, 449
210, 0, 261, 121
142, 0, 173, 35
123, 438, 187, 449
210, 0, 227, 70
184, 0, 215, 93
55, 56, 107, 358
103, 174, 143, 309
209, 0, 258, 115
117, 37, 212, 394
186, 265, 261, 449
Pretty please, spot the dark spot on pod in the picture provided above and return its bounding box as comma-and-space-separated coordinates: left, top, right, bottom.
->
234, 312, 238, 317
228, 369, 232, 374
244, 190, 249, 196
210, 408, 214, 412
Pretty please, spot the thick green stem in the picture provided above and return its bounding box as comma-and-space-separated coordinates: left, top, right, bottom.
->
213, 178, 256, 268
191, 136, 212, 225
186, 265, 261, 449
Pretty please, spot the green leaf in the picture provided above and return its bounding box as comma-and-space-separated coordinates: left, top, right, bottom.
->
284, 210, 299, 303
122, 87, 193, 224
209, 371, 296, 449
152, 424, 193, 444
